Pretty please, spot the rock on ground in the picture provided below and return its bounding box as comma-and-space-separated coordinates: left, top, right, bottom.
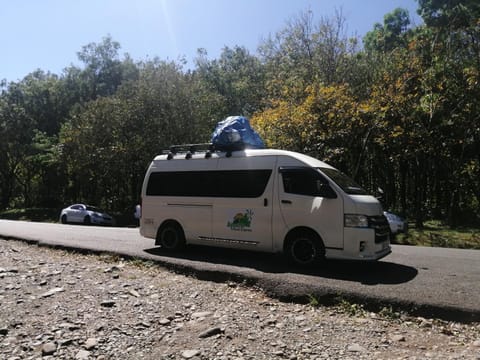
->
0, 239, 479, 359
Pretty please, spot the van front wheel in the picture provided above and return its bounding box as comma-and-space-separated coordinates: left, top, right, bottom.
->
157, 222, 186, 251
285, 230, 325, 266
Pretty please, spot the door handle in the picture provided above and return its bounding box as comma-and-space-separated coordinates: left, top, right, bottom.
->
281, 200, 292, 204
264, 198, 268, 206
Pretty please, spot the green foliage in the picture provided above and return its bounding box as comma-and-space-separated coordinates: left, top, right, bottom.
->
307, 294, 320, 308
394, 221, 480, 249
258, 9, 359, 95
378, 306, 402, 320
194, 45, 266, 116
417, 0, 480, 30
0, 208, 59, 222
1, 6, 480, 234
337, 299, 367, 317
56, 58, 219, 211
128, 258, 156, 270
364, 8, 411, 53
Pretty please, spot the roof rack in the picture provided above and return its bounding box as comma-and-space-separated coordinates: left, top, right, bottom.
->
161, 143, 217, 160
161, 142, 252, 160
167, 143, 214, 154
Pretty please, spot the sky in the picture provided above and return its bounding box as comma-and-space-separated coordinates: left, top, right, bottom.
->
1, 0, 422, 82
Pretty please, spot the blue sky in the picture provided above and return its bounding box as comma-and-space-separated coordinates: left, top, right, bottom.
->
1, 0, 421, 82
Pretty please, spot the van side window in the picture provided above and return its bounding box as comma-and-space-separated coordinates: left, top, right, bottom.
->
146, 170, 272, 198
281, 168, 325, 196
217, 170, 272, 197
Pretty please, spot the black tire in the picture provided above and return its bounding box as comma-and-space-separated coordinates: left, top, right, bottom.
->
83, 215, 91, 225
61, 214, 67, 224
157, 222, 185, 251
285, 229, 325, 266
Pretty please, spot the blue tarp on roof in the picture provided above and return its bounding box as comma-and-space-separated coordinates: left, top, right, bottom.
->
211, 116, 265, 151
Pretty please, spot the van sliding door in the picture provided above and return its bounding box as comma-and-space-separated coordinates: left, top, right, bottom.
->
210, 156, 275, 251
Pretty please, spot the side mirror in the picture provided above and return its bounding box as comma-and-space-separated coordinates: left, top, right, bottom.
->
318, 183, 337, 199
376, 187, 385, 203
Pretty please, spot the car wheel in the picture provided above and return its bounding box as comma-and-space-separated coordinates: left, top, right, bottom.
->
61, 214, 67, 224
157, 222, 185, 251
83, 215, 91, 225
285, 229, 325, 266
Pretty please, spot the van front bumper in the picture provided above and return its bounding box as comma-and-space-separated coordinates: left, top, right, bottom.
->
358, 244, 392, 261
340, 227, 392, 261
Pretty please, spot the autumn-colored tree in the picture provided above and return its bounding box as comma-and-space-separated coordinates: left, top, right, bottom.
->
252, 84, 374, 180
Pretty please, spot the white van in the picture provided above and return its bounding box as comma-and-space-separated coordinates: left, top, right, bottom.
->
140, 146, 391, 265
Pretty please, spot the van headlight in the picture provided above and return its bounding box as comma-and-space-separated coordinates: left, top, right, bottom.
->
344, 214, 369, 228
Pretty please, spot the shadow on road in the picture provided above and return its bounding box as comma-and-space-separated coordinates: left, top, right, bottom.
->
144, 245, 417, 285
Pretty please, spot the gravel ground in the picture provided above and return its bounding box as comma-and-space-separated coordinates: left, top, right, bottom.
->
0, 239, 479, 360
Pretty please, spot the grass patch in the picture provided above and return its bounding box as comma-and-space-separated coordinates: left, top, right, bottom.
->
393, 220, 480, 250
129, 258, 156, 270
0, 208, 60, 223
307, 294, 320, 308
378, 305, 402, 320
337, 299, 367, 317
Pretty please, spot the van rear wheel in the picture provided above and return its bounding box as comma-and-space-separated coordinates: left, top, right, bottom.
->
285, 229, 325, 266
157, 222, 185, 251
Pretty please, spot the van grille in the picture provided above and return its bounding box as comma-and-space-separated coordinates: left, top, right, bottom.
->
369, 215, 390, 243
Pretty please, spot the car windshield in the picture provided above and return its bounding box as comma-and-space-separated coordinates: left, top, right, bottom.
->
86, 206, 103, 212
319, 167, 368, 195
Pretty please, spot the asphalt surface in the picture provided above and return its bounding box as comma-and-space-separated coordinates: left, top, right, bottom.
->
0, 220, 479, 323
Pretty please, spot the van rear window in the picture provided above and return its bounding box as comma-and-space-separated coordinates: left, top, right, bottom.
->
146, 170, 272, 198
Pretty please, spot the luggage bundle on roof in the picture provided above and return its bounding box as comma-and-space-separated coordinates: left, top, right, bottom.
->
163, 116, 265, 159
211, 116, 265, 151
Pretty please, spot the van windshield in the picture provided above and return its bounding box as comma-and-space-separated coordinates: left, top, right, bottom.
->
319, 167, 368, 195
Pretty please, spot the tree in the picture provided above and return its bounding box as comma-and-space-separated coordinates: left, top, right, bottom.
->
252, 84, 372, 181
58, 58, 217, 212
76, 35, 139, 100
194, 46, 266, 117
417, 0, 480, 30
0, 72, 65, 209
0, 85, 32, 208
258, 9, 359, 101
364, 8, 411, 53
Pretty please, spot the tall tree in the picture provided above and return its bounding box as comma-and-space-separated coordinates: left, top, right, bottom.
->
410, 0, 480, 225
58, 58, 216, 211
194, 46, 266, 117
417, 0, 480, 30
364, 8, 411, 53
0, 71, 66, 209
258, 9, 359, 100
76, 35, 138, 100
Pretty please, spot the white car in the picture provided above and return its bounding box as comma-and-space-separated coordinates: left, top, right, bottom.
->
60, 204, 114, 226
383, 211, 407, 235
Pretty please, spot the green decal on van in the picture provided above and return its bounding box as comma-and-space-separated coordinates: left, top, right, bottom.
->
227, 210, 253, 232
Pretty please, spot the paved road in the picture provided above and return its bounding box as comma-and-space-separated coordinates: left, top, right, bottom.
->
1, 220, 479, 322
